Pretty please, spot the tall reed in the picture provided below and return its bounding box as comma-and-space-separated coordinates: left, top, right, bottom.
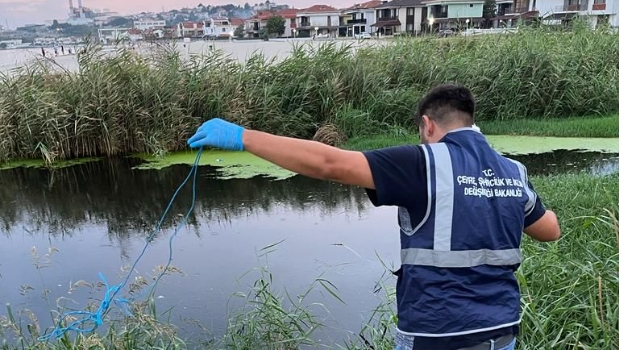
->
0, 26, 618, 164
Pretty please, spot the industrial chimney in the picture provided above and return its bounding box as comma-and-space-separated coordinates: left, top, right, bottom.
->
78, 0, 85, 18
68, 0, 74, 15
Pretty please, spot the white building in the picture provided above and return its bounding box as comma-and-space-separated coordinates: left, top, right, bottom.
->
203, 17, 235, 37
419, 0, 486, 31
296, 4, 341, 37
98, 27, 129, 43
342, 0, 381, 36
0, 40, 24, 49
535, 0, 618, 28
134, 19, 166, 30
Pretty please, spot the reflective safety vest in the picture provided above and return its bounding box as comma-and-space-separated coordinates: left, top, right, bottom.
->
395, 127, 537, 337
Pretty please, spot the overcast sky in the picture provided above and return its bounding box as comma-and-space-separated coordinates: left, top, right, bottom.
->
0, 0, 346, 28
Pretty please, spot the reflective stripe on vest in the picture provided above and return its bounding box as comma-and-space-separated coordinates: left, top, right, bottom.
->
405, 143, 523, 268
508, 158, 537, 216
401, 247, 523, 268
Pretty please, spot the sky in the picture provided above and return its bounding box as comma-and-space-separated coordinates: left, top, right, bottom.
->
0, 0, 344, 28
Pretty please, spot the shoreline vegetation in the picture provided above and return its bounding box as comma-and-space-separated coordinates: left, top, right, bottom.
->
0, 24, 619, 350
0, 25, 618, 166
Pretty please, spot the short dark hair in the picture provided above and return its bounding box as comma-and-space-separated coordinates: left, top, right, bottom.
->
414, 83, 476, 127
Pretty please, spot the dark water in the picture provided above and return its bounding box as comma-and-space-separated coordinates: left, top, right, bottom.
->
0, 150, 618, 345
506, 150, 619, 176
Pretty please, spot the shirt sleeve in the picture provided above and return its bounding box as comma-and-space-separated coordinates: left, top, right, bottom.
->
362, 145, 427, 208
524, 180, 546, 228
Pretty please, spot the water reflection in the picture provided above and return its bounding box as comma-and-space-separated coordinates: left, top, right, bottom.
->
0, 150, 618, 240
505, 150, 618, 176
0, 157, 390, 345
0, 157, 370, 240
0, 150, 619, 345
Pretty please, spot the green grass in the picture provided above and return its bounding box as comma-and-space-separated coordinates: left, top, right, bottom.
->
0, 172, 619, 350
478, 114, 619, 138
0, 25, 618, 165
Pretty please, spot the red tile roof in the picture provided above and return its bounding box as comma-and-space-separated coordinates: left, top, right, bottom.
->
344, 0, 383, 10
251, 10, 273, 20
301, 4, 339, 12
230, 18, 244, 26
181, 21, 204, 29
249, 8, 300, 20
276, 8, 300, 18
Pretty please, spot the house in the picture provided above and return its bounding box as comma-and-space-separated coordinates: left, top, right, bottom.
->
98, 27, 130, 43
244, 11, 272, 37
127, 28, 143, 41
373, 0, 428, 35
296, 5, 342, 37
491, 0, 539, 28
244, 9, 299, 38
133, 19, 166, 30
278, 9, 301, 37
203, 16, 235, 38
421, 0, 488, 32
174, 21, 204, 38
535, 0, 618, 28
230, 17, 245, 34
342, 0, 382, 37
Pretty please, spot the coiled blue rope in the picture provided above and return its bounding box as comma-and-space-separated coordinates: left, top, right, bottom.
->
38, 147, 204, 341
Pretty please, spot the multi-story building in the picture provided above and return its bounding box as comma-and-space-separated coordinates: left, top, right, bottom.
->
278, 9, 301, 37
244, 11, 272, 38
245, 9, 299, 38
203, 16, 235, 38
536, 0, 618, 27
420, 0, 487, 31
491, 0, 539, 28
372, 0, 423, 36
174, 21, 204, 38
342, 0, 382, 37
296, 4, 341, 37
133, 19, 166, 30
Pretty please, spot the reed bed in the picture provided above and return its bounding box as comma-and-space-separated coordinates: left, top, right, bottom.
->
0, 26, 618, 164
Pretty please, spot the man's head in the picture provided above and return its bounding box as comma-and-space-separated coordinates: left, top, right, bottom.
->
414, 83, 476, 144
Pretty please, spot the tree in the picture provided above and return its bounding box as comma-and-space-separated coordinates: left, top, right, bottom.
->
244, 2, 251, 10
265, 15, 285, 37
0, 43, 7, 49
106, 17, 131, 27
483, 0, 497, 28
234, 24, 245, 38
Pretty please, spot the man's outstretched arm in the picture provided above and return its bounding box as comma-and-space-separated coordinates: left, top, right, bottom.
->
243, 129, 375, 189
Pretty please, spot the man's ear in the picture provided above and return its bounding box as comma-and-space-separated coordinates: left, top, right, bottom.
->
422, 115, 434, 136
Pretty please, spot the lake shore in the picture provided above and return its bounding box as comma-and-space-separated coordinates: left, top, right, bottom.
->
0, 37, 388, 73
0, 114, 620, 172
0, 27, 618, 165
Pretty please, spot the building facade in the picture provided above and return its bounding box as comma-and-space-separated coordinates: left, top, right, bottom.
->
342, 0, 382, 36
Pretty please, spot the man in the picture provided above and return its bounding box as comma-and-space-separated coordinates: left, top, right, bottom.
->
187, 83, 561, 350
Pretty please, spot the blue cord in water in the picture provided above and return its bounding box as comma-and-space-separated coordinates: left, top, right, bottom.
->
38, 147, 204, 341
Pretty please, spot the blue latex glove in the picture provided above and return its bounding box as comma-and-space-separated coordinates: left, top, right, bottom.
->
187, 118, 245, 151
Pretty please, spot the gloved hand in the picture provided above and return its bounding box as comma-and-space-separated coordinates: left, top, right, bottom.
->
187, 118, 245, 151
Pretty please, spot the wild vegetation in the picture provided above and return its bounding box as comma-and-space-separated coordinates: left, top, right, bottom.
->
0, 25, 618, 165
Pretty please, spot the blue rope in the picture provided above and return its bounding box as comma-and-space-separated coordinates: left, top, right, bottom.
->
38, 147, 204, 341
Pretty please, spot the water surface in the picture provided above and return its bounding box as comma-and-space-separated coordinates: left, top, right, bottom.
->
0, 149, 619, 345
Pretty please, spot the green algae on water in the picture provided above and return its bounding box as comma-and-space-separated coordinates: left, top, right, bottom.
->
486, 136, 619, 155
133, 150, 296, 180
344, 134, 619, 154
